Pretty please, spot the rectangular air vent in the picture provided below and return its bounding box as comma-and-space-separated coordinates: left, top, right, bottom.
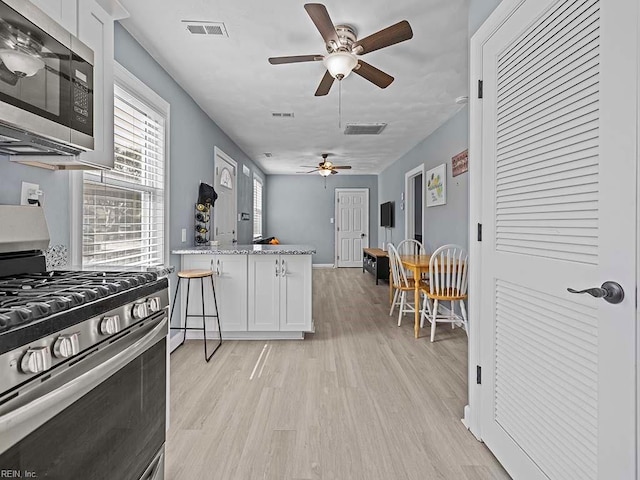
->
271, 112, 294, 118
182, 21, 228, 37
344, 123, 387, 135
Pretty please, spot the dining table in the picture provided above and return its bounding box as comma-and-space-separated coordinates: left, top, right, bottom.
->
397, 254, 432, 339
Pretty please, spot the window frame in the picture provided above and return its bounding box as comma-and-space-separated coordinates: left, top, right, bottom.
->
253, 173, 264, 240
71, 62, 170, 267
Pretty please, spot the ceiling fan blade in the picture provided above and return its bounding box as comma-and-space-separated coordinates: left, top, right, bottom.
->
315, 70, 335, 96
304, 3, 340, 46
354, 60, 394, 89
297, 169, 320, 173
268, 55, 323, 65
353, 20, 413, 55
332, 165, 352, 169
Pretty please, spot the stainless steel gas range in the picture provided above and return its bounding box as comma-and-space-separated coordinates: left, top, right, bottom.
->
0, 206, 168, 480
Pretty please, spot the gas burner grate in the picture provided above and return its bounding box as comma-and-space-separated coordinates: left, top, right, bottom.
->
0, 270, 158, 332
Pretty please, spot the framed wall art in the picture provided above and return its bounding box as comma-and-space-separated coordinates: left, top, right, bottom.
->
426, 163, 446, 207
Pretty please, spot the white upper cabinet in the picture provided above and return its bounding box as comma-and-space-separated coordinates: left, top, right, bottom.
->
76, 0, 114, 169
29, 0, 77, 35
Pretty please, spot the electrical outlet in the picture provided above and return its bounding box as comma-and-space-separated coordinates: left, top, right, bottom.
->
330, 217, 334, 224
20, 182, 41, 206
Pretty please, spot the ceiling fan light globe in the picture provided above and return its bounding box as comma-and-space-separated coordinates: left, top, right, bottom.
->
0, 49, 44, 77
323, 52, 357, 79
319, 168, 332, 177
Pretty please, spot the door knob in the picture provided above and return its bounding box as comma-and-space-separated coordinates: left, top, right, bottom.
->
361, 233, 366, 237
567, 281, 624, 304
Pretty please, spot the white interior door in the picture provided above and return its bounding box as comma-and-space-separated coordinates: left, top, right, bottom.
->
213, 147, 237, 244
477, 1, 638, 479
335, 189, 369, 267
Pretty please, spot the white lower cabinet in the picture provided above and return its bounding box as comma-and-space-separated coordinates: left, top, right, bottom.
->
181, 255, 248, 333
248, 255, 312, 332
179, 253, 313, 338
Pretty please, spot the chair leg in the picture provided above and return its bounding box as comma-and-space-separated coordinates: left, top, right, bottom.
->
420, 294, 431, 328
183, 278, 191, 346
389, 289, 399, 316
397, 291, 405, 326
169, 276, 182, 344
460, 300, 468, 336
430, 299, 438, 342
206, 274, 223, 362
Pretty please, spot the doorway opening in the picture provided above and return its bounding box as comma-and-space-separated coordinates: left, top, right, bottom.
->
404, 165, 425, 246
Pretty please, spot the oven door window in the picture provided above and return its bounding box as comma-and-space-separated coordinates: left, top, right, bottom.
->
0, 2, 71, 126
0, 339, 166, 480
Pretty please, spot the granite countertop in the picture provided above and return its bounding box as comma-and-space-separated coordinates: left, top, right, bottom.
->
171, 244, 316, 255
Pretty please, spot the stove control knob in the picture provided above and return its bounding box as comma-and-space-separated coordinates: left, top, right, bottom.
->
21, 346, 52, 374
146, 296, 161, 313
53, 333, 80, 358
131, 302, 148, 320
100, 315, 121, 335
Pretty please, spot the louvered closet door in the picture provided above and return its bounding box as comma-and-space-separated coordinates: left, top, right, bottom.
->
478, 0, 638, 479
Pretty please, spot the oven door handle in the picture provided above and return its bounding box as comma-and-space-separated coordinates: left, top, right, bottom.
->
0, 316, 167, 456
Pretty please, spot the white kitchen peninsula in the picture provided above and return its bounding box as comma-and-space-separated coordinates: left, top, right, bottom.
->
171, 245, 315, 339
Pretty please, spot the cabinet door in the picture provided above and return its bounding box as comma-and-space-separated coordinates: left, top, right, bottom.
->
279, 255, 312, 331
212, 255, 248, 332
29, 0, 77, 35
180, 256, 218, 334
247, 256, 279, 331
77, 0, 114, 169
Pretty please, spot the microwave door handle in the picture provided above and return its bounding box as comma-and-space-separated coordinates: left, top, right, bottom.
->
0, 317, 167, 456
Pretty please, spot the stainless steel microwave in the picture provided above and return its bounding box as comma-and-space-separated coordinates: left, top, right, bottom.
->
0, 0, 94, 158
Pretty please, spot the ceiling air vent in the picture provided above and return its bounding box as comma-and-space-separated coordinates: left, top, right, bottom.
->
263, 152, 273, 158
271, 112, 294, 118
182, 21, 228, 37
344, 123, 387, 135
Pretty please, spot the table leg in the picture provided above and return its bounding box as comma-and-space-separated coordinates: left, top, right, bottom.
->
414, 266, 420, 338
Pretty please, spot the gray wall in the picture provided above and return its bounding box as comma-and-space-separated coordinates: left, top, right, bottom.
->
469, 0, 502, 35
266, 175, 378, 265
115, 23, 264, 250
378, 107, 469, 251
0, 162, 70, 247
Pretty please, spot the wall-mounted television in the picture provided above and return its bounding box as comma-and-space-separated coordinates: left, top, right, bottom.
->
380, 201, 394, 228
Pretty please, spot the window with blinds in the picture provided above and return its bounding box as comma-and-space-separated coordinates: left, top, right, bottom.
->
82, 83, 166, 267
253, 177, 263, 239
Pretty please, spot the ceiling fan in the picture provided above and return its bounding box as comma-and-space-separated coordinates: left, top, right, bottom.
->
268, 3, 413, 96
298, 154, 352, 176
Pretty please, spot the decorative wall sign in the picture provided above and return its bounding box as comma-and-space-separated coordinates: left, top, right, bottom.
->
426, 163, 447, 207
452, 149, 468, 177
241, 212, 250, 221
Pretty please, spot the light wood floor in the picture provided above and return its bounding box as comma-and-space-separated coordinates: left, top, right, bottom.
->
166, 268, 510, 480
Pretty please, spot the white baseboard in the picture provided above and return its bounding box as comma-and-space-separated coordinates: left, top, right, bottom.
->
313, 263, 334, 268
169, 332, 183, 352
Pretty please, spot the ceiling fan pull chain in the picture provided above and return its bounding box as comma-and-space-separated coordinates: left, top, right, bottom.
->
338, 80, 342, 129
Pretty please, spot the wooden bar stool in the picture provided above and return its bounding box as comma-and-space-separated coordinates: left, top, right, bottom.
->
169, 268, 222, 362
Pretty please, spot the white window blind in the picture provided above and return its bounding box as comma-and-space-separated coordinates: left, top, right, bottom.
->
253, 177, 263, 239
82, 84, 166, 267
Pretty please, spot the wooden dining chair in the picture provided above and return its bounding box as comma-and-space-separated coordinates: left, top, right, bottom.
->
388, 243, 420, 326
419, 244, 468, 342
397, 238, 430, 281
397, 238, 426, 256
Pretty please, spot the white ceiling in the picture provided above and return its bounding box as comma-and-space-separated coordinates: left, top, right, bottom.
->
118, 0, 469, 175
